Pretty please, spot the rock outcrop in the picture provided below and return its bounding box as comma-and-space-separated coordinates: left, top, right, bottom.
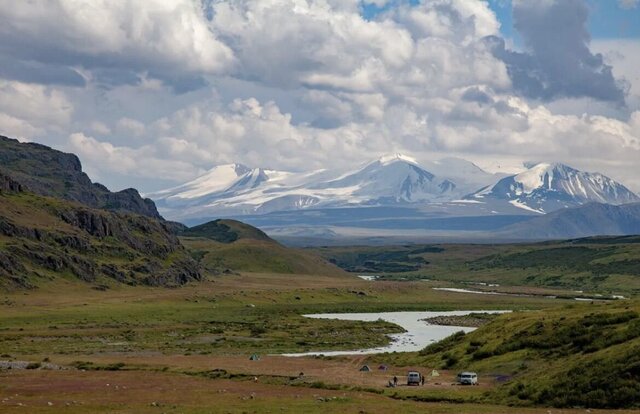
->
0, 135, 160, 218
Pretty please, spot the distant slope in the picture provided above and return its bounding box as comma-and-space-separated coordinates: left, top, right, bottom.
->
386, 301, 640, 408
0, 176, 200, 289
500, 202, 640, 239
0, 135, 160, 218
316, 236, 640, 293
180, 220, 351, 277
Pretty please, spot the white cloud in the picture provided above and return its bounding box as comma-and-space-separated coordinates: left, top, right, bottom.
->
116, 117, 146, 137
0, 113, 44, 140
0, 1, 638, 194
0, 80, 72, 133
90, 121, 111, 135
68, 132, 199, 182
0, 0, 235, 88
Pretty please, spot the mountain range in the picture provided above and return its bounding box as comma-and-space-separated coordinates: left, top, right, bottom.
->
149, 154, 640, 242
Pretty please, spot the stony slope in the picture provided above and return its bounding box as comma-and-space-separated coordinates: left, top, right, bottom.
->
0, 176, 200, 289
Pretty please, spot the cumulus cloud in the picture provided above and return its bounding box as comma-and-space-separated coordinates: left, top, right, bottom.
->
488, 0, 626, 104
68, 132, 199, 183
0, 80, 72, 131
0, 0, 234, 90
0, 0, 638, 193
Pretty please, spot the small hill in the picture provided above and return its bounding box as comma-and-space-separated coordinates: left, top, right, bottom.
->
0, 135, 160, 218
500, 202, 640, 239
180, 220, 350, 277
388, 300, 640, 409
0, 178, 200, 289
181, 219, 272, 243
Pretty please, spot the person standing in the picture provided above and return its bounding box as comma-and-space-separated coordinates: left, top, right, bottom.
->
393, 376, 398, 387
421, 373, 425, 386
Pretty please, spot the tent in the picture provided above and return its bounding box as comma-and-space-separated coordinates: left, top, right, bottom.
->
249, 354, 260, 361
378, 365, 388, 371
430, 370, 440, 377
359, 365, 371, 372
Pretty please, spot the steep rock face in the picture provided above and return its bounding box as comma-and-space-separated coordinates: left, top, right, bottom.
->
0, 135, 160, 218
0, 173, 23, 193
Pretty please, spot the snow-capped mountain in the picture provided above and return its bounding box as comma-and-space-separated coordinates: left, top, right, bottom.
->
473, 163, 640, 213
149, 157, 639, 224
151, 163, 251, 204
150, 154, 464, 220
309, 154, 456, 204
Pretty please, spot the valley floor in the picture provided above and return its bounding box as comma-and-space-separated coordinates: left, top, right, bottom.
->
1, 273, 638, 413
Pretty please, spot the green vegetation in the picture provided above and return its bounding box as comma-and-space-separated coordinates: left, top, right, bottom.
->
181, 219, 272, 243
317, 245, 442, 273
313, 237, 640, 295
379, 301, 640, 408
182, 236, 349, 277
0, 190, 199, 289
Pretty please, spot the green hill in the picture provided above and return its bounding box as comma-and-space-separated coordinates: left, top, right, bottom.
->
180, 220, 351, 277
0, 179, 200, 289
0, 136, 200, 289
181, 219, 272, 243
385, 300, 640, 409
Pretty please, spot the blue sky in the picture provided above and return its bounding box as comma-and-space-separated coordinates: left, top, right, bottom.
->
363, 0, 640, 40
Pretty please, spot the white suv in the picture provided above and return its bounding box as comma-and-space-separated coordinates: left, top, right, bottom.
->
407, 371, 421, 386
457, 372, 478, 385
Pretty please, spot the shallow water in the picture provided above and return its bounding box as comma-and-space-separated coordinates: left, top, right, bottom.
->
357, 275, 378, 281
282, 310, 510, 357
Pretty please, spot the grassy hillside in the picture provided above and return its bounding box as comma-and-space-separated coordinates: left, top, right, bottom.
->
181, 220, 351, 277
379, 300, 640, 408
314, 236, 640, 294
0, 184, 200, 289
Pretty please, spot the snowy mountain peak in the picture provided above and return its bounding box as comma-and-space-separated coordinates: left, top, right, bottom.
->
147, 163, 250, 200
478, 162, 640, 213
378, 153, 419, 166
513, 162, 574, 194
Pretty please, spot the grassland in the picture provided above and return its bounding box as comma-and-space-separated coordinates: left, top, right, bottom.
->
312, 236, 640, 295
181, 236, 350, 277
2, 236, 640, 411
0, 270, 590, 413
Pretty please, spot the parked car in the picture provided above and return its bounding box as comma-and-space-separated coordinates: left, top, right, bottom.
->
457, 371, 478, 385
407, 371, 421, 386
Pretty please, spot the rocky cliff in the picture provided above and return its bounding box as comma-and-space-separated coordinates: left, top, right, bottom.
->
0, 135, 160, 218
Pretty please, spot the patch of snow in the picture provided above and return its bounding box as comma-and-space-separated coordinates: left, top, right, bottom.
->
508, 200, 544, 214
378, 153, 418, 166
